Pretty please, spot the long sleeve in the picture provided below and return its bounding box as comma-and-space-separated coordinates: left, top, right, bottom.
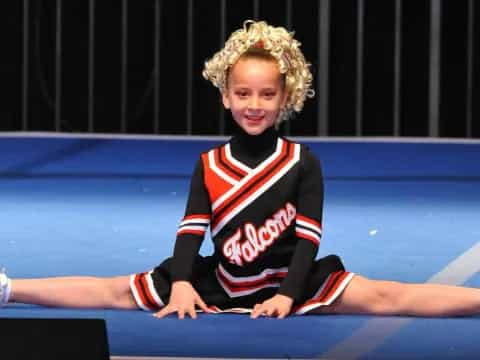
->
277, 148, 323, 302
171, 158, 211, 282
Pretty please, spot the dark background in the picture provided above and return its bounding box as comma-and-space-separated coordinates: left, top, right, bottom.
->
1, 0, 479, 137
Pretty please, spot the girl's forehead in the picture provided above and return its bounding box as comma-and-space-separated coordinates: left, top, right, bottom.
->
229, 58, 281, 79
232, 56, 279, 69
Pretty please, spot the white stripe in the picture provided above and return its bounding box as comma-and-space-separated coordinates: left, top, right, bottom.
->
212, 143, 300, 237
180, 218, 210, 226
218, 263, 288, 284
208, 149, 238, 185
224, 143, 252, 173
178, 225, 207, 232
177, 226, 206, 234
295, 227, 321, 243
295, 273, 355, 315
129, 274, 150, 311
312, 273, 333, 298
321, 241, 480, 359
296, 218, 322, 234
325, 273, 355, 305
216, 271, 282, 298
212, 138, 284, 211
145, 271, 164, 307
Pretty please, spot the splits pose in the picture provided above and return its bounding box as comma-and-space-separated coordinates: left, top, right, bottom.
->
2, 20, 480, 319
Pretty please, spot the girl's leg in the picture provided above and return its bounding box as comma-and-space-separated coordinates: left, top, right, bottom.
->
10, 275, 137, 309
313, 275, 480, 317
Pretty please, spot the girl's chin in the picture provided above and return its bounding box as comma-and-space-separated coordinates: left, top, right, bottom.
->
236, 118, 274, 135
242, 126, 266, 135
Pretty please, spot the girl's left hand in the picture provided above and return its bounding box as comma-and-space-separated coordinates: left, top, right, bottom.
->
251, 294, 293, 319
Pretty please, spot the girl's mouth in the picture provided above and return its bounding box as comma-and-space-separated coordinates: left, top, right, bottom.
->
245, 114, 265, 122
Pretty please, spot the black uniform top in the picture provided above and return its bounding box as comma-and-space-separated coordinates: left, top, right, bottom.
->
171, 126, 324, 302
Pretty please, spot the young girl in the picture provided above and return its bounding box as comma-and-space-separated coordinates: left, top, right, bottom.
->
1, 20, 480, 319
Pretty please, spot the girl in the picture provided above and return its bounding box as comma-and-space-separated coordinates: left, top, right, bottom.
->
1, 20, 480, 319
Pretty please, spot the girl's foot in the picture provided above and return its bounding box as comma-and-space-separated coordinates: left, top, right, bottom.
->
0, 268, 12, 306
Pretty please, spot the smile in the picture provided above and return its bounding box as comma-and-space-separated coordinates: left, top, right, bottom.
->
245, 114, 265, 121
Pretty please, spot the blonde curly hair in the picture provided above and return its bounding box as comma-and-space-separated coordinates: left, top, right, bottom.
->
203, 20, 314, 124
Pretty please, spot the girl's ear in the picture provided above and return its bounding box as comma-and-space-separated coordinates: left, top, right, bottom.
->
222, 91, 231, 109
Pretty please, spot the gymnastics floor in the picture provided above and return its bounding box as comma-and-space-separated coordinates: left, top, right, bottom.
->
1, 133, 480, 359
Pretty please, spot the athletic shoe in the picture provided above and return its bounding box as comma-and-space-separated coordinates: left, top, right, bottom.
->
0, 268, 11, 306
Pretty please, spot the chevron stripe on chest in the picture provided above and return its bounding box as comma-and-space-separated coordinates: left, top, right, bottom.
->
205, 138, 300, 237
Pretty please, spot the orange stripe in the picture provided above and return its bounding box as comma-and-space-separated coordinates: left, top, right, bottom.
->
295, 231, 320, 246
216, 268, 286, 293
213, 141, 289, 216
219, 146, 248, 178
318, 271, 350, 304
315, 271, 343, 303
211, 148, 242, 181
217, 268, 288, 288
221, 146, 249, 176
177, 229, 206, 236
183, 214, 210, 221
296, 214, 322, 230
203, 152, 234, 204
134, 273, 153, 309
212, 141, 293, 230
298, 271, 342, 309
139, 274, 159, 309
291, 271, 349, 313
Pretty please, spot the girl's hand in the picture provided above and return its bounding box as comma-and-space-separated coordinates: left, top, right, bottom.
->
251, 294, 294, 319
154, 281, 209, 319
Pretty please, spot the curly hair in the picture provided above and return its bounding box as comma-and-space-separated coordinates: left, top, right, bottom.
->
202, 20, 314, 124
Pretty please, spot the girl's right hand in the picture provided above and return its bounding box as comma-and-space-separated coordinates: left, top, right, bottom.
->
154, 280, 209, 319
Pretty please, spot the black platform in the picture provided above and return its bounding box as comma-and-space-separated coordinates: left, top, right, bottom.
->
0, 318, 110, 360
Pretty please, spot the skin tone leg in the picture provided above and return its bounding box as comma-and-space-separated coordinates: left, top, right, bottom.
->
10, 276, 137, 309
312, 275, 480, 317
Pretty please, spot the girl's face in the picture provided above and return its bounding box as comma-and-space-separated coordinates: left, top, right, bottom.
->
222, 57, 288, 136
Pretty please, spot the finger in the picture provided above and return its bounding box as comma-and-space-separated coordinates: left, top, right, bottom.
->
195, 295, 210, 313
252, 304, 265, 319
178, 308, 185, 320
154, 306, 175, 318
251, 304, 262, 318
277, 310, 288, 319
187, 307, 197, 319
265, 307, 276, 317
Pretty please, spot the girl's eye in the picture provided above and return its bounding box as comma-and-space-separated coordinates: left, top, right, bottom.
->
264, 93, 275, 99
236, 92, 248, 97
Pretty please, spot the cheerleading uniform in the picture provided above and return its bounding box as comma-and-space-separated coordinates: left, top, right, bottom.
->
130, 127, 353, 315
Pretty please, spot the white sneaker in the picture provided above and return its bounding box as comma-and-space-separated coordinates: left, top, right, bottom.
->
0, 268, 12, 306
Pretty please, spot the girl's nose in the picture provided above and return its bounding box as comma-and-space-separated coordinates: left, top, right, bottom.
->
248, 96, 260, 110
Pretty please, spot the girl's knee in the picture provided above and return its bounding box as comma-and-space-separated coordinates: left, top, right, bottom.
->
105, 276, 137, 309
366, 280, 408, 314
337, 276, 406, 315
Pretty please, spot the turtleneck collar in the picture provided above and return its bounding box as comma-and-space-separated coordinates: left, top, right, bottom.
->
230, 125, 278, 168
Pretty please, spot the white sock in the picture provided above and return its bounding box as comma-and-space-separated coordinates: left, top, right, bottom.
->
1, 276, 12, 304
5, 278, 12, 303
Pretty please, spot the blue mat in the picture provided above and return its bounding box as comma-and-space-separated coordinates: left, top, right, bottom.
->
1, 135, 480, 358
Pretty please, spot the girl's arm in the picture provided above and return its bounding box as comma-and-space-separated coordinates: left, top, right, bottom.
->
278, 148, 323, 301
157, 159, 212, 318
170, 159, 211, 282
